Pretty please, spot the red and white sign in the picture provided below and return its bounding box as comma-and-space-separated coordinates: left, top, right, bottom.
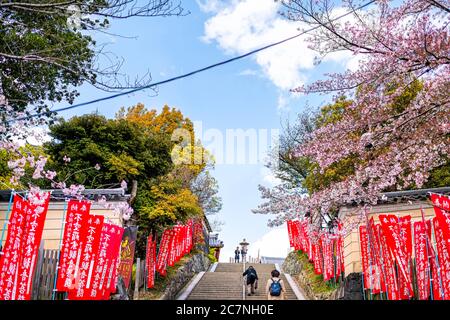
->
359, 225, 381, 293
0, 195, 27, 300
287, 220, 294, 248
16, 192, 50, 300
56, 200, 91, 291
68, 214, 104, 300
312, 240, 322, 275
368, 218, 384, 293
86, 222, 120, 300
398, 216, 413, 299
103, 225, 124, 296
430, 193, 450, 211
156, 229, 171, 276
433, 217, 450, 300
426, 219, 444, 300
413, 221, 430, 300
322, 234, 334, 281
433, 206, 450, 254
378, 224, 400, 300
145, 235, 156, 289
379, 214, 414, 295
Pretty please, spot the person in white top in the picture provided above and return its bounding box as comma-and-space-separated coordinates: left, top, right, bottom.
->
266, 269, 286, 300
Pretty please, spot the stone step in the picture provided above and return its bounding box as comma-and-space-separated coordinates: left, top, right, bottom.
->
186, 263, 294, 300
244, 274, 298, 300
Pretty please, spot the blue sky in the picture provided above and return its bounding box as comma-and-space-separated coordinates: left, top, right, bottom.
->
54, 0, 358, 261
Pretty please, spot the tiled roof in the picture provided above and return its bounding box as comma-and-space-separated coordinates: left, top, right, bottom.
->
379, 187, 450, 204
0, 188, 129, 202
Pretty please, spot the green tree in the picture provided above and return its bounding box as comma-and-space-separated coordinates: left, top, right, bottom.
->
0, 1, 185, 130
44, 114, 173, 188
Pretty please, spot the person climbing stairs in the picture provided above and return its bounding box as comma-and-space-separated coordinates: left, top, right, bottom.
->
184, 263, 303, 300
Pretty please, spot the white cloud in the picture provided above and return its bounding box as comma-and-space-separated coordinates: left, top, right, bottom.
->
201, 0, 314, 91
247, 226, 290, 259
261, 166, 281, 186
196, 0, 230, 13
12, 126, 51, 147
199, 0, 364, 103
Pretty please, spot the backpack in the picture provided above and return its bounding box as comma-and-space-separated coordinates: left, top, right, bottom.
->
247, 270, 256, 282
269, 278, 282, 296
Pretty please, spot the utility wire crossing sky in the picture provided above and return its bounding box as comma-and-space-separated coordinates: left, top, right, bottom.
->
9, 0, 376, 124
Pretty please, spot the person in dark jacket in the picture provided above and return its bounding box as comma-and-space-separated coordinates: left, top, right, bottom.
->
234, 247, 240, 263
243, 266, 258, 295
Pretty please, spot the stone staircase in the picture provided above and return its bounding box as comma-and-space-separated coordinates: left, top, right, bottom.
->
186, 263, 300, 300
186, 263, 243, 300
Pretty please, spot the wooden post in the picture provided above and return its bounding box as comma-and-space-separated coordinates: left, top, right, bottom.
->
32, 241, 45, 300
133, 258, 140, 300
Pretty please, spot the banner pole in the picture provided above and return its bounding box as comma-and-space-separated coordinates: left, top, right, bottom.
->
52, 199, 68, 300
421, 206, 445, 299
364, 212, 376, 300
358, 227, 366, 301
377, 226, 389, 300
0, 190, 14, 251
419, 207, 433, 300
430, 220, 445, 299
144, 234, 149, 291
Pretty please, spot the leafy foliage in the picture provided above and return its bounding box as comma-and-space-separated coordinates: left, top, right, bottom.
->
44, 114, 173, 187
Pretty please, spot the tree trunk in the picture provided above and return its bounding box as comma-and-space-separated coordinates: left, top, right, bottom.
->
129, 179, 138, 205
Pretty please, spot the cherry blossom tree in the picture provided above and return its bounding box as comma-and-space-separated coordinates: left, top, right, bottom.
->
255, 0, 449, 231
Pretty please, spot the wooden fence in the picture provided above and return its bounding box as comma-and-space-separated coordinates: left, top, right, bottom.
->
131, 257, 147, 300
31, 243, 60, 300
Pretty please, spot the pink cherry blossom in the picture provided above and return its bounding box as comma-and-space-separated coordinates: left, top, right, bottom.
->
255, 0, 450, 236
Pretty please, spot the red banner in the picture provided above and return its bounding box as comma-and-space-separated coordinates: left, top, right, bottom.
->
0, 195, 27, 300
312, 240, 322, 275
86, 222, 120, 300
398, 216, 413, 299
289, 220, 299, 251
68, 214, 104, 300
413, 221, 430, 300
56, 200, 91, 291
287, 220, 294, 248
359, 226, 370, 290
16, 192, 50, 300
430, 193, 450, 211
426, 219, 443, 300
301, 221, 310, 258
335, 235, 342, 277
168, 228, 177, 267
156, 229, 171, 276
336, 223, 345, 276
379, 215, 414, 295
368, 218, 384, 293
146, 235, 156, 289
193, 220, 203, 244
359, 225, 381, 293
433, 207, 450, 254
433, 217, 450, 299
378, 224, 400, 300
322, 234, 334, 281
103, 225, 124, 296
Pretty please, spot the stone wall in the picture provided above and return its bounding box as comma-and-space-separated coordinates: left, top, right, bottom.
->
282, 251, 362, 300
159, 253, 211, 300
342, 272, 363, 300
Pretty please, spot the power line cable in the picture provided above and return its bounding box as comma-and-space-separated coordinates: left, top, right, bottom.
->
9, 0, 375, 123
